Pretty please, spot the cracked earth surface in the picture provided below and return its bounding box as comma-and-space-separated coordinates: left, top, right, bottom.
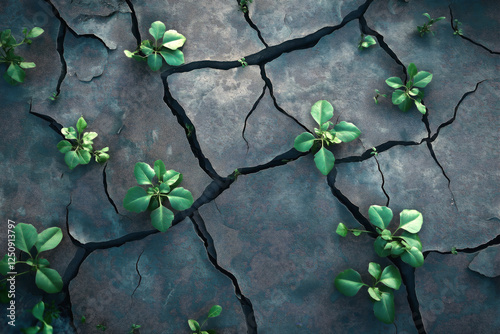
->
0, 0, 499, 333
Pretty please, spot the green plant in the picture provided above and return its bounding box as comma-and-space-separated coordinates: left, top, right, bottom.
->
96, 324, 107, 331
48, 92, 58, 101
373, 89, 387, 104
188, 305, 222, 334
0, 223, 63, 293
239, 0, 253, 13
370, 147, 378, 156
124, 21, 186, 71
417, 13, 445, 37
123, 160, 194, 232
21, 301, 59, 334
0, 27, 44, 85
238, 57, 248, 67
129, 324, 141, 333
293, 100, 361, 175
80, 316, 86, 324
385, 63, 432, 114
451, 247, 458, 255
57, 116, 110, 170
337, 205, 424, 267
453, 19, 463, 36
335, 263, 402, 324
358, 34, 377, 50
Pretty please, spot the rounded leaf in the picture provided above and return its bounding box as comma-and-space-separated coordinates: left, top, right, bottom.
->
7, 63, 25, 83
399, 232, 422, 251
14, 223, 38, 255
76, 116, 87, 133
368, 287, 381, 301
35, 227, 63, 253
379, 265, 402, 290
147, 53, 163, 71
413, 71, 433, 88
188, 319, 200, 331
150, 205, 174, 232
336, 223, 348, 237
415, 100, 427, 114
368, 205, 393, 229
64, 150, 80, 169
385, 77, 404, 89
311, 100, 333, 125
167, 187, 194, 211
159, 182, 170, 194
332, 121, 361, 143
391, 90, 406, 105
19, 62, 36, 69
134, 162, 156, 185
76, 149, 91, 165
314, 147, 335, 175
208, 305, 222, 318
123, 187, 152, 213
401, 247, 424, 267
35, 268, 63, 293
149, 21, 166, 41
368, 262, 382, 281
407, 63, 417, 79
374, 236, 391, 257
398, 96, 414, 112
162, 30, 186, 50
27, 27, 44, 38
160, 49, 185, 66
57, 140, 72, 153
32, 301, 45, 322
163, 170, 183, 188
293, 132, 315, 152
154, 160, 167, 182
334, 268, 364, 296
399, 209, 423, 233
373, 291, 395, 324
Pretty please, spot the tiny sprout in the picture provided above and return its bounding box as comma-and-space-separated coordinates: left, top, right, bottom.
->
373, 89, 387, 104
239, 0, 253, 13
238, 57, 248, 67
417, 13, 446, 37
129, 324, 141, 333
453, 19, 463, 36
48, 92, 59, 101
451, 247, 458, 255
80, 316, 86, 324
96, 324, 107, 331
370, 147, 378, 156
358, 34, 377, 50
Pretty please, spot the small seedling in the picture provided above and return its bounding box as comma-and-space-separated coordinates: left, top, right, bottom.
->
373, 89, 387, 104
453, 19, 463, 36
358, 34, 377, 50
385, 63, 432, 114
96, 324, 107, 331
125, 21, 186, 71
123, 160, 194, 232
417, 13, 445, 37
129, 324, 141, 333
238, 57, 248, 67
48, 92, 58, 101
370, 147, 378, 156
188, 305, 222, 334
335, 263, 402, 324
0, 27, 44, 85
294, 100, 361, 175
239, 0, 253, 13
336, 205, 425, 267
21, 301, 58, 334
80, 316, 86, 324
451, 247, 458, 255
0, 223, 64, 293
57, 116, 110, 170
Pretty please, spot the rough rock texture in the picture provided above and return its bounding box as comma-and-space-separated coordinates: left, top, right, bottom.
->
469, 244, 500, 278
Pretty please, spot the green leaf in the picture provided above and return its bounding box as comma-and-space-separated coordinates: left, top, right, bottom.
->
334, 268, 365, 296
163, 170, 183, 188
0, 254, 11, 275
76, 149, 91, 165
398, 96, 414, 112
364, 35, 377, 47
140, 44, 153, 56
391, 89, 406, 105
19, 62, 36, 69
399, 232, 422, 251
7, 63, 26, 83
389, 241, 405, 256
293, 132, 315, 152
149, 21, 166, 41
32, 301, 45, 322
76, 117, 87, 133
96, 152, 110, 164
314, 147, 335, 175
14, 223, 38, 255
27, 27, 44, 38
35, 268, 63, 293
368, 287, 381, 301
379, 265, 402, 290
373, 291, 395, 324
61, 127, 77, 139
154, 160, 167, 182
159, 48, 185, 66
167, 187, 194, 211
310, 100, 334, 125
385, 77, 404, 89
374, 236, 391, 257
35, 227, 63, 253
415, 100, 427, 114
159, 182, 170, 194
336, 223, 348, 237
368, 205, 393, 229
57, 140, 73, 153
401, 247, 424, 267
188, 319, 200, 331
124, 50, 134, 58
162, 30, 186, 50
399, 209, 423, 233
368, 262, 382, 281
320, 121, 333, 131
22, 326, 41, 334
64, 151, 80, 169
423, 13, 431, 20
123, 187, 152, 213
208, 305, 222, 318
408, 88, 419, 96
82, 132, 98, 144
134, 162, 156, 185
42, 323, 53, 334
407, 63, 417, 79
413, 71, 433, 88
150, 205, 174, 232
332, 121, 361, 143
147, 53, 163, 71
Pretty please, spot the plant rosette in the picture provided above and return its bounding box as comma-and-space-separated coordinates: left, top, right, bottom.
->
123, 160, 194, 232
294, 100, 361, 175
188, 305, 222, 334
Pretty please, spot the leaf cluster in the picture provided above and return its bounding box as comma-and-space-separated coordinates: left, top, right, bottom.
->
129, 324, 141, 333
188, 305, 222, 334
57, 116, 109, 170
0, 27, 44, 84
123, 160, 194, 232
334, 263, 402, 324
239, 0, 253, 13
417, 13, 445, 37
385, 63, 432, 114
337, 205, 424, 267
21, 301, 59, 334
358, 34, 377, 50
294, 100, 361, 175
125, 21, 186, 71
453, 19, 463, 36
238, 57, 248, 67
0, 223, 63, 294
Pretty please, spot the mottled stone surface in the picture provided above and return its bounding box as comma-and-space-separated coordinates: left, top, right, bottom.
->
416, 252, 500, 333
64, 32, 108, 81
70, 219, 247, 334
469, 244, 500, 278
